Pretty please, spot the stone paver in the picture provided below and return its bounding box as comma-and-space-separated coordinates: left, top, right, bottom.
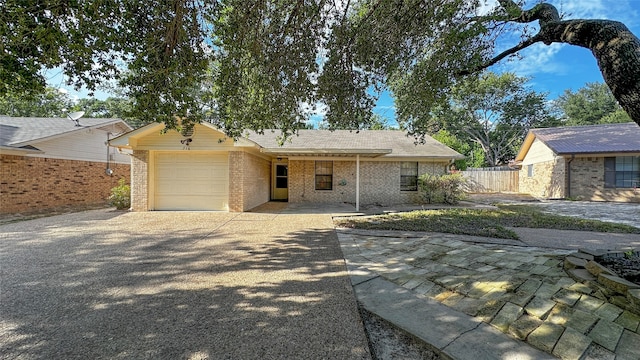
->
565, 309, 600, 334
589, 320, 624, 351
528, 322, 565, 353
337, 228, 640, 360
595, 302, 624, 321
615, 310, 640, 331
491, 302, 523, 332
616, 330, 640, 360
525, 296, 557, 318
553, 327, 592, 360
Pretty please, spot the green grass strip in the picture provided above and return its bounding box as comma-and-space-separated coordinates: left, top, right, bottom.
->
334, 205, 640, 240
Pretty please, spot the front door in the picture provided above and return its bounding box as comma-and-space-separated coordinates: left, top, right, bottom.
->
273, 163, 288, 200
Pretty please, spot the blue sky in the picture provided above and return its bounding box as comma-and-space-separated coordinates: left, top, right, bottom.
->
373, 0, 640, 124
49, 0, 640, 124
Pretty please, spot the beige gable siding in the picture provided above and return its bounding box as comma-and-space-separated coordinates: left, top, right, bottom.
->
288, 159, 448, 206
30, 128, 129, 164
521, 139, 556, 165
135, 125, 234, 150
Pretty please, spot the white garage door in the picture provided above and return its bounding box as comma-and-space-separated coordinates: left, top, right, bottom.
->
154, 152, 229, 211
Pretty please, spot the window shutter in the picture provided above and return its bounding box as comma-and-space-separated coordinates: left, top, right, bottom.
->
604, 157, 616, 188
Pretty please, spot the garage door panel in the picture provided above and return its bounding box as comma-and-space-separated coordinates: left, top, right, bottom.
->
155, 195, 228, 211
154, 152, 229, 211
155, 180, 227, 196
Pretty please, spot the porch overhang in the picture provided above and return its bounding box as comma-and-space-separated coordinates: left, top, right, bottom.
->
260, 148, 392, 158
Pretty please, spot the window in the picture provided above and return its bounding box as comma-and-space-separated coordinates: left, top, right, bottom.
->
605, 156, 640, 188
275, 165, 288, 189
527, 164, 534, 178
400, 162, 418, 191
315, 161, 333, 190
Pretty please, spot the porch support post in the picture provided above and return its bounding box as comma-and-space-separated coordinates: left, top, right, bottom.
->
356, 154, 360, 211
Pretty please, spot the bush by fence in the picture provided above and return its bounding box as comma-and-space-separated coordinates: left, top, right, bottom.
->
418, 173, 467, 204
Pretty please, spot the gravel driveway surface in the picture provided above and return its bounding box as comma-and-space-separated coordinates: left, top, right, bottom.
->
530, 200, 640, 229
0, 208, 370, 359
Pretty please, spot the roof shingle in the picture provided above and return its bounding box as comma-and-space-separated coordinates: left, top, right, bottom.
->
0, 116, 128, 147
531, 122, 640, 154
246, 129, 463, 158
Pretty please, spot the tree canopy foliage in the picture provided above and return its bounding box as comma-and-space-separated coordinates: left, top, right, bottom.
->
0, 86, 143, 127
3, 1, 639, 138
0, 87, 72, 117
555, 82, 632, 126
408, 72, 556, 167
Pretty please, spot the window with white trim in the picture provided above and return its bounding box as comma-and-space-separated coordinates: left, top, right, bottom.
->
605, 156, 640, 188
315, 161, 333, 190
400, 162, 418, 191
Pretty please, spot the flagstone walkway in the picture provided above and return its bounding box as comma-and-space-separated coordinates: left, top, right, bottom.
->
338, 229, 640, 360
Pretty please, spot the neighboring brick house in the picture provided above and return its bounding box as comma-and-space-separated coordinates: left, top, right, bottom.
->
0, 116, 132, 214
109, 123, 464, 212
515, 123, 640, 202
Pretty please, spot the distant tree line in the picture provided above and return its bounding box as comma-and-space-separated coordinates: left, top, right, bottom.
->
0, 78, 630, 169
0, 87, 147, 128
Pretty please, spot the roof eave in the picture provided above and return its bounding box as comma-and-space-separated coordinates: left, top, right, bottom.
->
0, 146, 44, 155
515, 132, 537, 162
261, 148, 393, 157
556, 150, 640, 156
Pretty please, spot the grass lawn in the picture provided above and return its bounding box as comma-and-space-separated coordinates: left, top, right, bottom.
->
334, 204, 640, 240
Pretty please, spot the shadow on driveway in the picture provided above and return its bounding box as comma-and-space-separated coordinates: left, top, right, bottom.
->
0, 210, 370, 359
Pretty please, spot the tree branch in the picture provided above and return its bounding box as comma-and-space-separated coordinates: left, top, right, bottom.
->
458, 34, 542, 75
496, 0, 523, 19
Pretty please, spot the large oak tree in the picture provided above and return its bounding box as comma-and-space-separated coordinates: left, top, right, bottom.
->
2, 1, 639, 137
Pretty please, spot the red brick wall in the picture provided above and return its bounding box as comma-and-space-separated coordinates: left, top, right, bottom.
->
0, 154, 131, 214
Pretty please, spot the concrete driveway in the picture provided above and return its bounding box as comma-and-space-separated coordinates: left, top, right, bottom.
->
0, 207, 370, 359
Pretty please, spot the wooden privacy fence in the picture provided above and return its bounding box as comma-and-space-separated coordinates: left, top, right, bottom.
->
460, 168, 519, 193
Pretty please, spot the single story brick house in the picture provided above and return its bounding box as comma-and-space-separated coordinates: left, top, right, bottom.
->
109, 123, 464, 211
515, 122, 640, 202
0, 116, 132, 214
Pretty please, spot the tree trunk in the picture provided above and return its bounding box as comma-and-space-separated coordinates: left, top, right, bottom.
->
539, 19, 640, 126
483, 2, 640, 127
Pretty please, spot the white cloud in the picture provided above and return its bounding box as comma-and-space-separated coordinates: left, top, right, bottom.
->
503, 42, 566, 75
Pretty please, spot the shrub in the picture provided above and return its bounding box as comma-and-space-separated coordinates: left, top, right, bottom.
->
109, 178, 131, 210
418, 173, 467, 205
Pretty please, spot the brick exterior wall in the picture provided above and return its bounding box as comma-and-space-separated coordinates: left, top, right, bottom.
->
228, 151, 271, 212
519, 156, 640, 202
519, 157, 566, 199
288, 159, 448, 206
569, 157, 639, 202
1, 154, 130, 214
130, 150, 148, 211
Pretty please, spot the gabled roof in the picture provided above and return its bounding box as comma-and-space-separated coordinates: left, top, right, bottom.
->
0, 116, 131, 153
110, 123, 464, 159
516, 122, 640, 161
246, 130, 464, 159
